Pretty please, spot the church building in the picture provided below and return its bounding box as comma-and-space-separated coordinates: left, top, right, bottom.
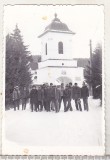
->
36, 13, 84, 86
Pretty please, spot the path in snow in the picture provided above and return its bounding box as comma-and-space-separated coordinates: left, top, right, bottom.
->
5, 99, 103, 147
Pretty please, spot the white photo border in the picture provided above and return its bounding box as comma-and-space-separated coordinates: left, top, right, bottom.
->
0, 0, 109, 155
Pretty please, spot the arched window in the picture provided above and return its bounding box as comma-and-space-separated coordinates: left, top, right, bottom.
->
58, 42, 63, 54
45, 43, 47, 55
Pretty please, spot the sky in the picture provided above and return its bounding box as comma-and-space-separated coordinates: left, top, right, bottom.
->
4, 5, 104, 58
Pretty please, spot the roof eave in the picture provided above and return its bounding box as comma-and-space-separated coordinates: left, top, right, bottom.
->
38, 30, 75, 38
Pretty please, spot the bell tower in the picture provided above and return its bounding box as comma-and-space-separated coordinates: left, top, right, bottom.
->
37, 14, 84, 85
38, 13, 75, 61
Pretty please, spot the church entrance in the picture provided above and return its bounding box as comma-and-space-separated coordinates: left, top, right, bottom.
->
56, 76, 72, 85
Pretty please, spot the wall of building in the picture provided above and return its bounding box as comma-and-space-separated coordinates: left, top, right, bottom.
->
36, 66, 84, 87
37, 30, 84, 87
38, 59, 77, 68
40, 32, 74, 61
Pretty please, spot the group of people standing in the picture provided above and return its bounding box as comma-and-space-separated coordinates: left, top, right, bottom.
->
12, 82, 89, 113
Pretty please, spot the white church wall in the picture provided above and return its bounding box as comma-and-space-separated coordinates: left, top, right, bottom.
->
40, 32, 74, 61
36, 67, 54, 84
30, 69, 38, 85
37, 17, 84, 87
38, 59, 77, 68
37, 66, 84, 87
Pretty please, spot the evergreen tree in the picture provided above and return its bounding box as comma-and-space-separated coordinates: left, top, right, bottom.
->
5, 25, 32, 107
85, 43, 102, 99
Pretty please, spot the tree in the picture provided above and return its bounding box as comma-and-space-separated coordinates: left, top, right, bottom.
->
5, 25, 32, 107
84, 43, 102, 99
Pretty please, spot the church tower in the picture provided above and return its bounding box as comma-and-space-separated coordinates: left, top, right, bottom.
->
38, 13, 75, 61
37, 14, 84, 85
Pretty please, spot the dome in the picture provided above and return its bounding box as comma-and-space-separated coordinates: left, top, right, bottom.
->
45, 13, 71, 32
38, 13, 75, 38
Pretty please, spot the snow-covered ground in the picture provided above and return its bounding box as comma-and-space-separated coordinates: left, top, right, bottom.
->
3, 98, 104, 155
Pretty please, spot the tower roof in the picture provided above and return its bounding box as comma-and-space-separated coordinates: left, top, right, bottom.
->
38, 13, 75, 38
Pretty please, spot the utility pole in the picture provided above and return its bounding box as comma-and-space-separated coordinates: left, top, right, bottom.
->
89, 39, 93, 97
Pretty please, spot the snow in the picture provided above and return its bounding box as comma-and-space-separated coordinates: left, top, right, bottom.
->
3, 98, 104, 155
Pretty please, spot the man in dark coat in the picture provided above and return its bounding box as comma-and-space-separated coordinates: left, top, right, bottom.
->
29, 85, 38, 112
59, 83, 64, 111
42, 84, 46, 111
21, 87, 29, 110
37, 86, 44, 111
63, 84, 73, 112
12, 86, 20, 111
66, 82, 73, 111
81, 82, 89, 111
49, 83, 54, 111
72, 83, 82, 111
51, 85, 61, 113
43, 83, 50, 112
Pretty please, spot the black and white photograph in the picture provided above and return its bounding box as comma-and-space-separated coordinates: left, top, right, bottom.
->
3, 5, 104, 155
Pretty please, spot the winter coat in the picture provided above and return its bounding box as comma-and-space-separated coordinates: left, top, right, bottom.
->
63, 88, 72, 99
49, 87, 54, 99
57, 89, 61, 100
55, 88, 61, 100
68, 87, 72, 99
43, 87, 50, 101
37, 89, 44, 101
60, 86, 64, 97
50, 88, 61, 100
12, 89, 20, 101
81, 86, 89, 98
29, 89, 38, 104
72, 86, 81, 99
21, 89, 29, 99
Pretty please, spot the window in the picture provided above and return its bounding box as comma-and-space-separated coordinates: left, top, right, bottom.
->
58, 42, 63, 54
45, 43, 47, 55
